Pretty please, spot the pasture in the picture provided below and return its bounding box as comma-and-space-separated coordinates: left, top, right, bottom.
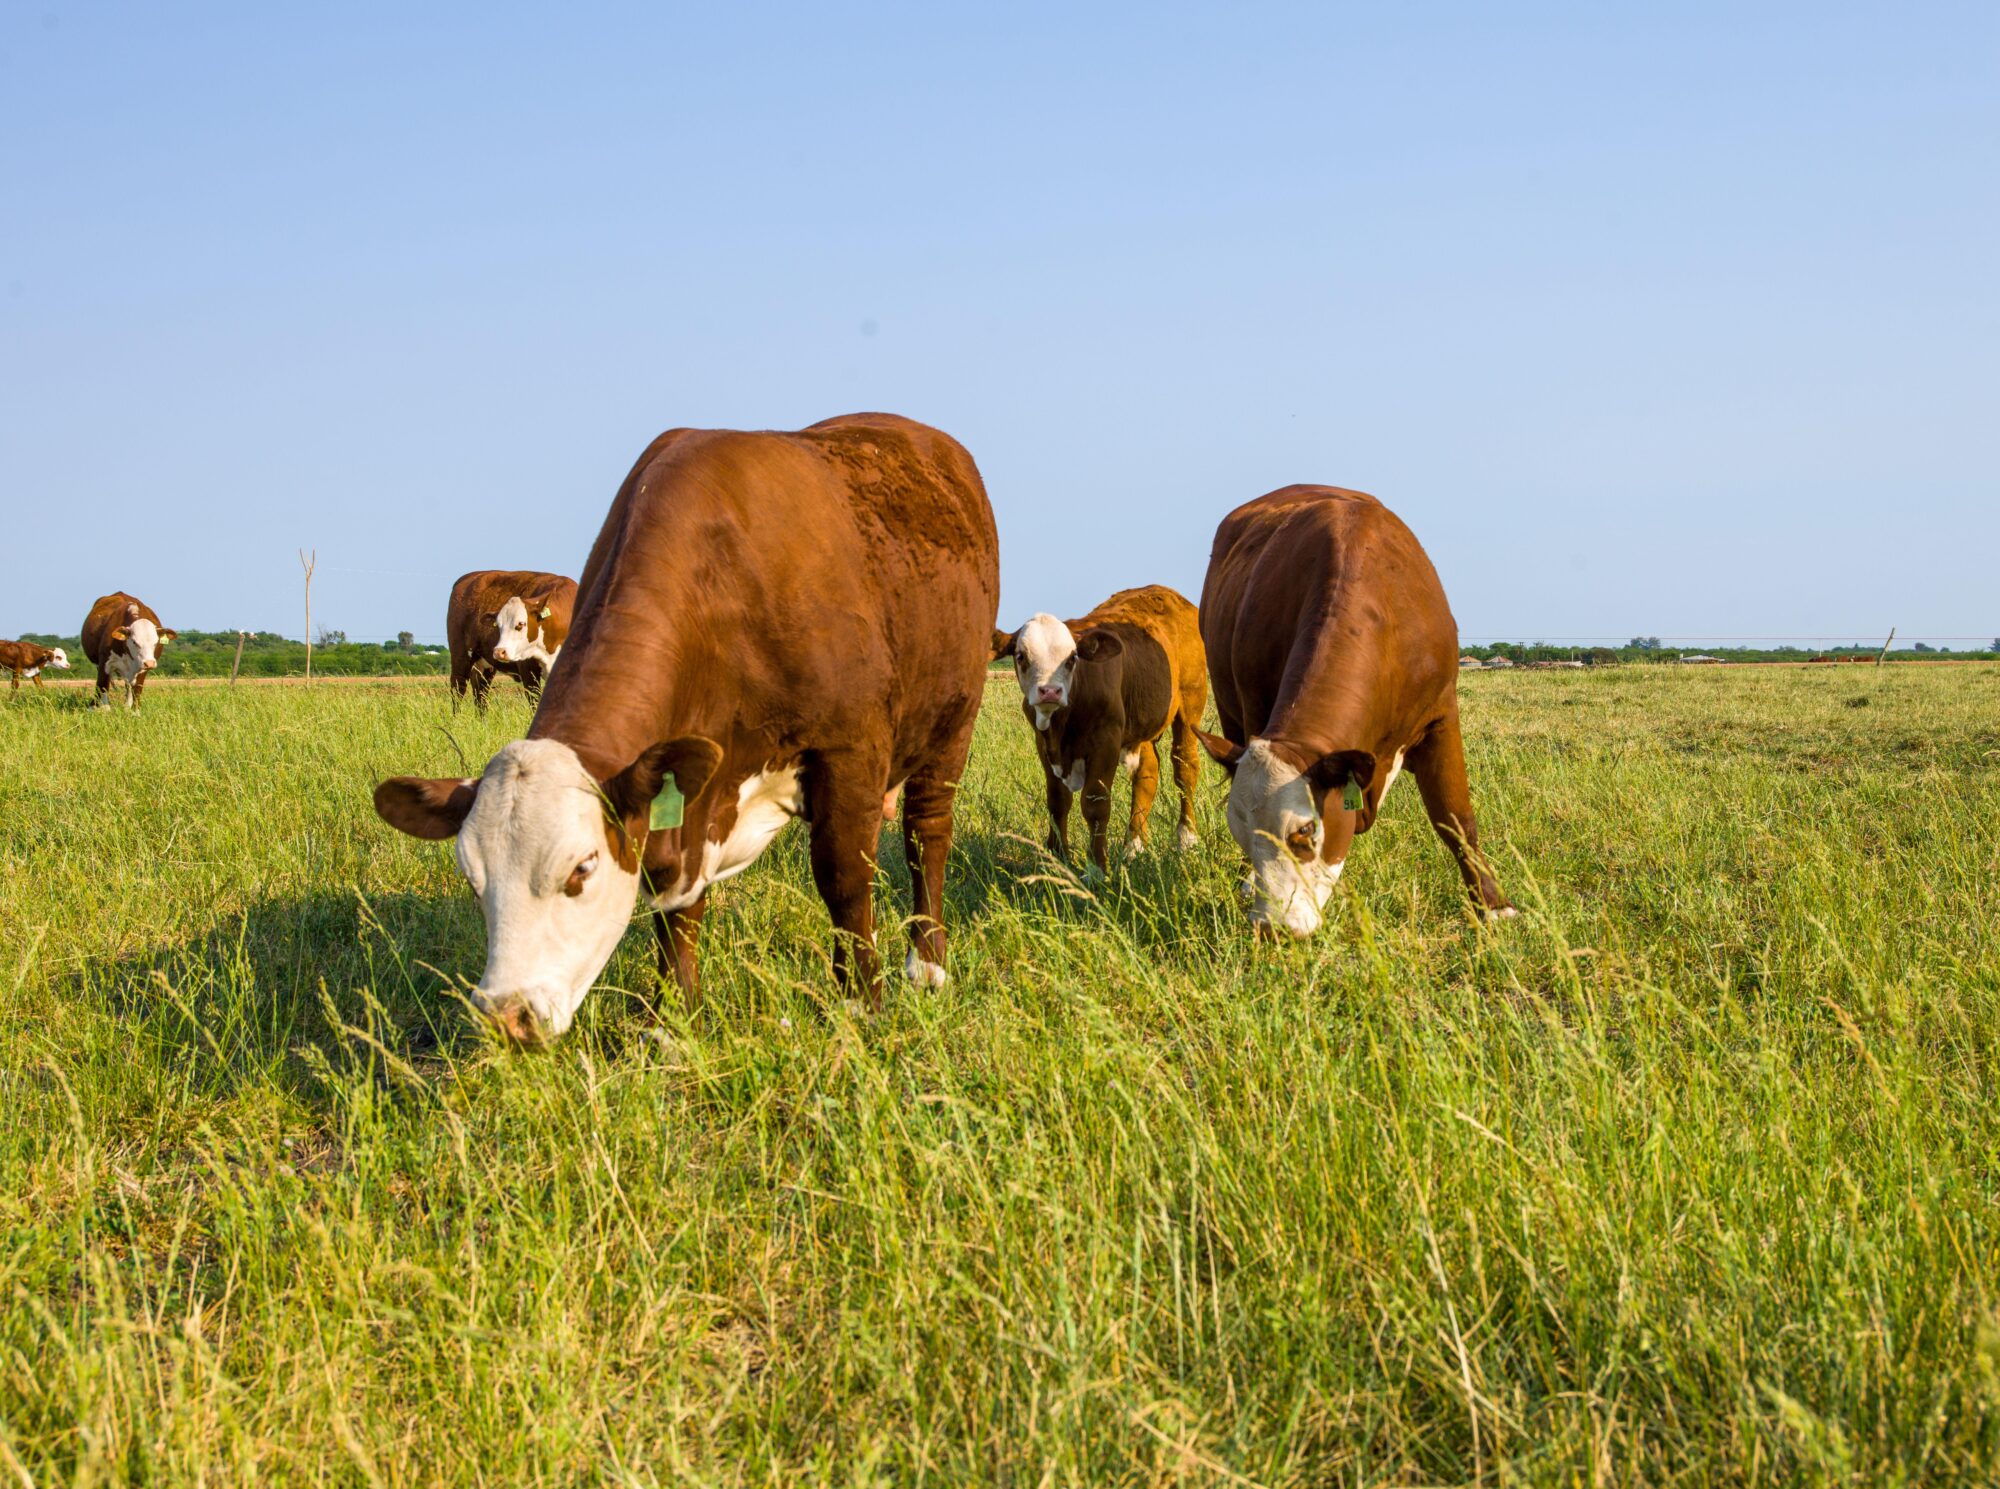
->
4, 664, 1998, 1484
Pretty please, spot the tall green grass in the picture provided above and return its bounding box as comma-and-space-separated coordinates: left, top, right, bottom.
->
3, 665, 1997, 1484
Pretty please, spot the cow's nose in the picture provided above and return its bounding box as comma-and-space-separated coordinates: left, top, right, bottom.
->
488, 1001, 545, 1048
1036, 685, 1063, 703
141, 658, 157, 670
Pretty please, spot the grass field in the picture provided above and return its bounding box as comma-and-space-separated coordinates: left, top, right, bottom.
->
4, 664, 1999, 1484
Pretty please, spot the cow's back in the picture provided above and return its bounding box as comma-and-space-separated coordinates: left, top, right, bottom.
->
81, 592, 158, 667
1201, 486, 1458, 747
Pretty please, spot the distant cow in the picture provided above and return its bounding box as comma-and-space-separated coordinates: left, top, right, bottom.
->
1197, 486, 1513, 938
992, 585, 1208, 874
81, 593, 176, 711
0, 639, 69, 692
445, 570, 578, 710
374, 414, 1000, 1043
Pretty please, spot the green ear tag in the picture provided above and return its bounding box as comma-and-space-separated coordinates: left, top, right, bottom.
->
538, 606, 552, 619
1342, 776, 1364, 813
649, 774, 685, 831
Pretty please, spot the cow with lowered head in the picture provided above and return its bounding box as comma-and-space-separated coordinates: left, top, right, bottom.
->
992, 584, 1208, 875
0, 639, 70, 693
446, 570, 578, 710
374, 414, 1000, 1044
81, 593, 176, 711
1197, 485, 1514, 938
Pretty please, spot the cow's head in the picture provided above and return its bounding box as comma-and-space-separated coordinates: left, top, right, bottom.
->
991, 615, 1123, 731
47, 647, 70, 670
489, 593, 561, 666
373, 735, 721, 1044
108, 607, 174, 675
1196, 732, 1374, 939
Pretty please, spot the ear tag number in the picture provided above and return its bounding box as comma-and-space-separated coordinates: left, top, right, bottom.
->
649, 774, 685, 831
1342, 777, 1364, 813
538, 606, 552, 619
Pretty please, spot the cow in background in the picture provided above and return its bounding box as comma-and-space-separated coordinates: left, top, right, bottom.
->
1198, 485, 1513, 938
81, 593, 176, 711
445, 570, 577, 710
0, 639, 70, 693
992, 585, 1208, 875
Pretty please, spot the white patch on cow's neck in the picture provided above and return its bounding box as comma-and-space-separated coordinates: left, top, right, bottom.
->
649, 764, 804, 912
22, 667, 38, 680
1225, 739, 1343, 939
1062, 759, 1086, 794
1379, 749, 1406, 802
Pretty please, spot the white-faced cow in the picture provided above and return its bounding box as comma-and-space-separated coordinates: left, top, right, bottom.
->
1197, 486, 1514, 938
0, 639, 70, 693
374, 414, 1000, 1043
81, 594, 176, 711
991, 585, 1208, 874
446, 570, 578, 710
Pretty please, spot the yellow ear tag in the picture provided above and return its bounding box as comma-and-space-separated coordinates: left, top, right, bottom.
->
1342, 777, 1364, 812
649, 774, 684, 831
538, 606, 552, 619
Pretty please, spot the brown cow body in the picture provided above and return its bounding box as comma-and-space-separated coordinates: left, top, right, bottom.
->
1198, 485, 1511, 937
374, 413, 1000, 1040
993, 585, 1208, 873
80, 593, 176, 711
0, 639, 68, 692
446, 570, 577, 709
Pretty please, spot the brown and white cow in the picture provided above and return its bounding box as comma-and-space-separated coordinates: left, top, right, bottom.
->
1197, 486, 1513, 938
0, 639, 70, 692
373, 414, 1000, 1042
81, 594, 176, 711
992, 585, 1208, 874
446, 570, 578, 710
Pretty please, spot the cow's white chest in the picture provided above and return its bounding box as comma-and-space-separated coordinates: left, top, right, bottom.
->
1061, 760, 1085, 794
652, 765, 803, 911
22, 667, 37, 680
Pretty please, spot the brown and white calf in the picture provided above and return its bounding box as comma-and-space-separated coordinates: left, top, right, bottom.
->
80, 594, 176, 711
374, 414, 1000, 1043
1197, 485, 1514, 938
992, 585, 1208, 874
0, 639, 70, 692
445, 570, 578, 710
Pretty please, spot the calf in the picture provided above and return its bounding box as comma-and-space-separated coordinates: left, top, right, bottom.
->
373, 414, 1000, 1043
445, 570, 578, 710
992, 584, 1208, 874
0, 639, 70, 692
1197, 485, 1513, 938
80, 594, 176, 711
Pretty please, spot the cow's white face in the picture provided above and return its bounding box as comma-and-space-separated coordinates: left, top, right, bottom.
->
49, 648, 70, 670
108, 619, 164, 681
490, 596, 558, 666
1007, 613, 1077, 729
451, 739, 641, 1039
1224, 741, 1344, 939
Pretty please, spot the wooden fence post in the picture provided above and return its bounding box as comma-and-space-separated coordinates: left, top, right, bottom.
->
230, 630, 246, 686
1875, 627, 1896, 668
300, 549, 318, 687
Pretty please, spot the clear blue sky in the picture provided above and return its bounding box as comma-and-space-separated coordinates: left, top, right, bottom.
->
5, 2, 1995, 645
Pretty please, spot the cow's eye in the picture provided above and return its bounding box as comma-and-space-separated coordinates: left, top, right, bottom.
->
564, 853, 599, 896
1285, 826, 1316, 861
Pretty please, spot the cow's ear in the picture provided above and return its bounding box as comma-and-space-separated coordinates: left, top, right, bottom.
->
480, 611, 499, 629
374, 777, 478, 840
1306, 749, 1377, 797
157, 629, 177, 644
1194, 727, 1245, 771
990, 628, 1018, 661
526, 592, 555, 618
605, 736, 724, 822
1073, 629, 1124, 664
110, 626, 129, 643
123, 603, 140, 621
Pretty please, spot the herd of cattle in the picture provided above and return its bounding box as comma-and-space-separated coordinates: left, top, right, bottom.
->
12, 413, 1515, 1044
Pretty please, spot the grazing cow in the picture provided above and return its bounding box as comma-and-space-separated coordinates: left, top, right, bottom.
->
991, 585, 1208, 874
80, 594, 176, 711
445, 570, 578, 710
1197, 486, 1513, 938
0, 639, 69, 692
373, 414, 1000, 1043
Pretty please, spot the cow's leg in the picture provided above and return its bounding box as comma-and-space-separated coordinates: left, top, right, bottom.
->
129, 670, 148, 712
519, 659, 546, 701
94, 667, 112, 709
805, 755, 887, 1008
1407, 703, 1514, 917
469, 662, 494, 715
449, 658, 471, 712
1043, 771, 1073, 859
1168, 713, 1202, 848
7, 670, 17, 693
1080, 750, 1119, 878
1124, 737, 1161, 855
650, 894, 708, 1008
900, 754, 966, 988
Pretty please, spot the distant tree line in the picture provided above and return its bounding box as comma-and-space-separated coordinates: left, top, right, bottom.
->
1460, 638, 2000, 665
17, 630, 451, 678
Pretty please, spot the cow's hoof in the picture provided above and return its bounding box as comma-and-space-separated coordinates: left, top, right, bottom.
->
1482, 903, 1520, 922
903, 949, 948, 988
1122, 834, 1148, 857
1176, 825, 1200, 851
1082, 863, 1107, 887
